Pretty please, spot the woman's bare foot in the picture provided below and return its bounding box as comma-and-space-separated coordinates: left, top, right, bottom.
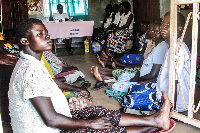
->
93, 66, 103, 81
97, 56, 106, 68
112, 61, 117, 69
91, 66, 95, 73
154, 91, 172, 130
101, 51, 109, 58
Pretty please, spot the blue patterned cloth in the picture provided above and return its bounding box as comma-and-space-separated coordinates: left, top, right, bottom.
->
121, 81, 162, 111
121, 54, 144, 65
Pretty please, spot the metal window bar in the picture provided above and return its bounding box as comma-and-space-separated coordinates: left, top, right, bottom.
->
170, 0, 200, 128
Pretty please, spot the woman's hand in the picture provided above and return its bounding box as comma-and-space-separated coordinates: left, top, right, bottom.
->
0, 54, 17, 66
88, 117, 113, 130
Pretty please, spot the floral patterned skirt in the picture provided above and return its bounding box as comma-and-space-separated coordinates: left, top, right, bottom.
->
107, 28, 133, 53
60, 106, 127, 133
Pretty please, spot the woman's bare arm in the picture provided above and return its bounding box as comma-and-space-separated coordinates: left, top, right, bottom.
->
30, 96, 112, 130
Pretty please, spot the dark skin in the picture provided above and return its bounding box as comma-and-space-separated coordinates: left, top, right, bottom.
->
93, 24, 163, 83
110, 23, 155, 69
130, 24, 163, 82
19, 22, 172, 132
105, 5, 119, 31
113, 5, 133, 32
0, 40, 18, 66
0, 53, 17, 66
57, 5, 70, 21
21, 22, 112, 130
104, 4, 133, 55
160, 14, 183, 110
53, 78, 90, 95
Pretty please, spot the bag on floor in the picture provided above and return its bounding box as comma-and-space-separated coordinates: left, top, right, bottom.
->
121, 81, 162, 111
92, 42, 102, 53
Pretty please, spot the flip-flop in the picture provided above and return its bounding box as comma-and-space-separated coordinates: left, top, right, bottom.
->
80, 81, 91, 89
104, 77, 117, 83
91, 81, 108, 90
153, 119, 176, 133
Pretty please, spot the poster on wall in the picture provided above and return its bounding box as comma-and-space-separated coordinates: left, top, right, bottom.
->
28, 0, 42, 15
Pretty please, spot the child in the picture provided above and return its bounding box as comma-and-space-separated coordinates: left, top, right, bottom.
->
8, 18, 172, 133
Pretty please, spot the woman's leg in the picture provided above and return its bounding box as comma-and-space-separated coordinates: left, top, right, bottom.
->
97, 56, 112, 68
126, 127, 160, 133
98, 68, 113, 76
112, 57, 127, 69
119, 91, 171, 131
91, 66, 115, 81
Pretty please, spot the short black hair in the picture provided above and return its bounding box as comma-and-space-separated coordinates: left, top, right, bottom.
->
105, 4, 112, 11
141, 21, 150, 27
121, 1, 131, 11
154, 18, 163, 26
15, 18, 42, 50
57, 4, 63, 9
164, 12, 185, 28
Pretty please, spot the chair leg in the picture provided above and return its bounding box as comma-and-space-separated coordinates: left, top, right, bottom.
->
53, 39, 56, 53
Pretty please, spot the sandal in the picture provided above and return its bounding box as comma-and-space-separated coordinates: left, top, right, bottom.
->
80, 81, 91, 89
91, 81, 108, 90
104, 77, 117, 83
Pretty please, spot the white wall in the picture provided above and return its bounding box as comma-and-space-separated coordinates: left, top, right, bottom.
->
160, 0, 170, 18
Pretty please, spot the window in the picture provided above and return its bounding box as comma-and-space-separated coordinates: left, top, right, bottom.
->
44, 0, 88, 21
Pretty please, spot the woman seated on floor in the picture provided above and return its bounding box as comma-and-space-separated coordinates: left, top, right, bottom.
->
122, 12, 191, 113
97, 20, 156, 69
111, 21, 162, 69
92, 22, 163, 82
134, 21, 150, 49
8, 18, 173, 133
43, 51, 85, 83
0, 35, 92, 105
106, 1, 134, 55
91, 21, 165, 95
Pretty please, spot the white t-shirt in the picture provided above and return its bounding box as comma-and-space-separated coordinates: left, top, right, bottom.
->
53, 13, 69, 21
113, 12, 121, 25
140, 41, 169, 77
9, 51, 72, 133
156, 38, 191, 112
119, 11, 134, 29
104, 14, 113, 29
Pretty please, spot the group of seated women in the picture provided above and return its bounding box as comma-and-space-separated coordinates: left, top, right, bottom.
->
4, 17, 175, 133
0, 2, 191, 132
92, 11, 191, 114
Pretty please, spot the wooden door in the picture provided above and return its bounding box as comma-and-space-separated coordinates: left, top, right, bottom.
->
2, 0, 28, 32
133, 0, 160, 33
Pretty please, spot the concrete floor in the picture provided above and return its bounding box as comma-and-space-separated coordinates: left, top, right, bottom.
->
57, 47, 200, 133
1, 46, 200, 132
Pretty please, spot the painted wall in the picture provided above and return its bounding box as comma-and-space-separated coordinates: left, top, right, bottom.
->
29, 0, 133, 28
160, 0, 170, 18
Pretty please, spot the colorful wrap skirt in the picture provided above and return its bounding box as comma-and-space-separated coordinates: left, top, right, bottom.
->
55, 69, 85, 83
105, 72, 138, 102
107, 28, 133, 53
112, 67, 140, 80
121, 81, 162, 111
121, 54, 144, 65
61, 106, 127, 133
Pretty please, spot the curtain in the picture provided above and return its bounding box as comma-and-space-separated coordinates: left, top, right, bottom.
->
45, 0, 88, 21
